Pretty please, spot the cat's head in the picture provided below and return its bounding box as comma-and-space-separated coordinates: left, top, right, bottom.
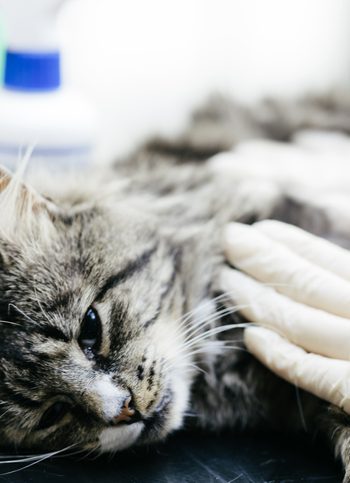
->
0, 167, 209, 455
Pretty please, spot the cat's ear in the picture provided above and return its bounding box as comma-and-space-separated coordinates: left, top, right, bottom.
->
0, 166, 57, 242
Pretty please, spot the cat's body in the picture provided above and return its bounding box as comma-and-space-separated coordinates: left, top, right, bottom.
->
1, 95, 350, 479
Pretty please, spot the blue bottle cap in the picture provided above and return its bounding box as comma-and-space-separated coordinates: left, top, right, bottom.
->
4, 50, 61, 92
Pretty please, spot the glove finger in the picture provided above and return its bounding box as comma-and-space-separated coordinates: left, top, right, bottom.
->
223, 222, 350, 319
256, 220, 350, 282
244, 326, 350, 414
220, 267, 350, 361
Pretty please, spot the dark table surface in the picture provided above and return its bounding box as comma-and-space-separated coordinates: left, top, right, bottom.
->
0, 431, 343, 483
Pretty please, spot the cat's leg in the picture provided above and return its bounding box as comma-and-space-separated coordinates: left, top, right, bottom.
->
318, 406, 350, 482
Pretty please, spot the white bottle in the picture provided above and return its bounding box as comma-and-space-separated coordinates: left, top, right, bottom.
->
0, 0, 96, 172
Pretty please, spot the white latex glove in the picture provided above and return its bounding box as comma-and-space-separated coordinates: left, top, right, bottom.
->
221, 220, 350, 414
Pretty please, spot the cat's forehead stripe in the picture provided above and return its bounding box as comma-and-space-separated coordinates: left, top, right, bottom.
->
144, 248, 181, 328
28, 324, 70, 342
0, 301, 69, 342
4, 386, 41, 410
95, 242, 159, 302
44, 292, 73, 313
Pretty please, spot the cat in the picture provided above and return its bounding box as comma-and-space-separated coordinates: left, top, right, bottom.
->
1, 93, 350, 480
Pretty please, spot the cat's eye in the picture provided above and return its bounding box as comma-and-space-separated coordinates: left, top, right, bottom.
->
37, 401, 70, 431
78, 307, 102, 358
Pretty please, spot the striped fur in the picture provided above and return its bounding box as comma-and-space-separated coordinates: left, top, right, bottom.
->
0, 96, 349, 479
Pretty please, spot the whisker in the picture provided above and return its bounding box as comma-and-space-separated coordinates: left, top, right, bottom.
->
0, 442, 79, 468
163, 359, 206, 375
0, 319, 20, 327
179, 322, 250, 351
33, 287, 53, 325
172, 292, 238, 332
164, 342, 248, 373
180, 304, 246, 342
74, 445, 100, 461
295, 386, 307, 432
179, 343, 247, 358
0, 455, 53, 475
168, 303, 244, 349
8, 303, 37, 325
174, 281, 297, 335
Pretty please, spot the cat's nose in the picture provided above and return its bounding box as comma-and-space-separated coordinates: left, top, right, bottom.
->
113, 396, 136, 424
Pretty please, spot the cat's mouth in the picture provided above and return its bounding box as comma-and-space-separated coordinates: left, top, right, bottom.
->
139, 388, 174, 438
98, 388, 177, 451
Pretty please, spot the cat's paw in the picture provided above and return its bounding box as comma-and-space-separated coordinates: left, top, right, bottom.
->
342, 458, 350, 483
319, 405, 350, 482
328, 411, 350, 482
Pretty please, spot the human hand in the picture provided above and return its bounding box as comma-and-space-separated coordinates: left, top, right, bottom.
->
221, 220, 350, 413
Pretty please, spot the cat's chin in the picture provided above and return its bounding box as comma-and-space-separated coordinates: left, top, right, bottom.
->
99, 422, 144, 453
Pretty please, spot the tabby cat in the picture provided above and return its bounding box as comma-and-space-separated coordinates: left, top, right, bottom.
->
1, 95, 350, 480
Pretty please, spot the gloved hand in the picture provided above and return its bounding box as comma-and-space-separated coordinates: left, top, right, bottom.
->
221, 220, 350, 414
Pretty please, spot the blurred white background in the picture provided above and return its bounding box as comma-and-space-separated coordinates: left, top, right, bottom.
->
58, 0, 350, 162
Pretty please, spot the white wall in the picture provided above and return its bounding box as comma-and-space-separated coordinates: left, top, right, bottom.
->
58, 0, 350, 161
